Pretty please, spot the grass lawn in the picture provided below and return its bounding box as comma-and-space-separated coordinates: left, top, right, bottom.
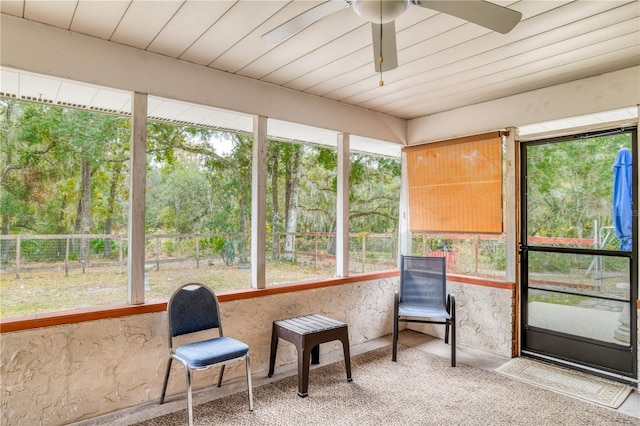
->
0, 259, 346, 318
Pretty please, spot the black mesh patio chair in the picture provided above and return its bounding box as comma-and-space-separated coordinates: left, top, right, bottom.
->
392, 255, 456, 366
160, 283, 253, 426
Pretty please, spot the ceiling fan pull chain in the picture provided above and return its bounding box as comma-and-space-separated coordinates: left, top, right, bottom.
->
379, 1, 384, 87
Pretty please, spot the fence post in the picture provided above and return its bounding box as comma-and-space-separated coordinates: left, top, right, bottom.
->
422, 234, 427, 256
15, 235, 20, 279
65, 237, 70, 277
314, 233, 318, 269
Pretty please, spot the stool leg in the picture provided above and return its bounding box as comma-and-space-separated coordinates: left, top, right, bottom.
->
298, 346, 311, 397
268, 324, 279, 378
340, 331, 352, 382
311, 344, 320, 364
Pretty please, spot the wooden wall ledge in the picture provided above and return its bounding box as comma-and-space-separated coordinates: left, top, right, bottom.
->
1, 270, 518, 333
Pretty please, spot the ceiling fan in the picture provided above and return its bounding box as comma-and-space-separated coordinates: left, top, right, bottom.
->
262, 0, 522, 74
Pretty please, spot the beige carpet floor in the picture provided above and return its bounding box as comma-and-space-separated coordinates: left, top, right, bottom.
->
133, 345, 637, 426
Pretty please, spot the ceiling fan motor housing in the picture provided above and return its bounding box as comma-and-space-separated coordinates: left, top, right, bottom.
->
352, 0, 410, 24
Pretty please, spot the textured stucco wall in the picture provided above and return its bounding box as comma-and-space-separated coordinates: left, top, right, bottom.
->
1, 277, 520, 425
1, 277, 397, 425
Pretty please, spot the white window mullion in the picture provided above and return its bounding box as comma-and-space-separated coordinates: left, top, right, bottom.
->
128, 92, 147, 304
336, 133, 350, 277
251, 116, 267, 289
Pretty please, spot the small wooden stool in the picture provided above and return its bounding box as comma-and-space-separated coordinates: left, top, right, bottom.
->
268, 314, 352, 397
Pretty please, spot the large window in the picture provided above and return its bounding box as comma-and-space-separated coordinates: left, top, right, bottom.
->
142, 119, 254, 298
410, 232, 506, 278
406, 132, 506, 279
262, 141, 402, 281
0, 94, 403, 318
0, 99, 131, 317
348, 152, 400, 274
266, 141, 337, 284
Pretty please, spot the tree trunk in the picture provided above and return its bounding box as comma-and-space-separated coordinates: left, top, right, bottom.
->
270, 148, 280, 260
71, 197, 82, 255
79, 158, 92, 265
1, 102, 16, 264
284, 148, 301, 260
103, 163, 122, 258
326, 218, 337, 255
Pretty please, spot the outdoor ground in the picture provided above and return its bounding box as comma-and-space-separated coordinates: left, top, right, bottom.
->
0, 258, 347, 318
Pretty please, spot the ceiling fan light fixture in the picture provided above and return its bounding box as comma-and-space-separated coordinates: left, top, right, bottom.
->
352, 0, 409, 24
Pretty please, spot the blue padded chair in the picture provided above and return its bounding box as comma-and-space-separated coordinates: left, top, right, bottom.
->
160, 283, 253, 426
392, 255, 456, 366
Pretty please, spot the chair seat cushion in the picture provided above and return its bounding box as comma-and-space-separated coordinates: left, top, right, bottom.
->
175, 336, 249, 368
398, 304, 451, 320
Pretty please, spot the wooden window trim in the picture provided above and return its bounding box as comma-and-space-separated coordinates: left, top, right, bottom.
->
0, 270, 517, 333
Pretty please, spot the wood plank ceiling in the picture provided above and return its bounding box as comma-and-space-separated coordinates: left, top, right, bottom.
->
1, 0, 639, 121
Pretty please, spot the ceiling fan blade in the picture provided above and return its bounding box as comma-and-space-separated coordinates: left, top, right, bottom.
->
412, 0, 522, 34
262, 1, 349, 44
372, 22, 398, 72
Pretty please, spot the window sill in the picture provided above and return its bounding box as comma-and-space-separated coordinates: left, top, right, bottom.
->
0, 270, 518, 333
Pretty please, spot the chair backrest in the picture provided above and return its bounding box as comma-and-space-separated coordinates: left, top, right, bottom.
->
400, 256, 447, 308
167, 283, 223, 341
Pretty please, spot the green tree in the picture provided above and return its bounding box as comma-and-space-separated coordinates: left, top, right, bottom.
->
1, 99, 402, 267
349, 153, 401, 233
202, 133, 252, 236
526, 134, 631, 243
147, 162, 211, 233
267, 140, 283, 259
1, 100, 132, 264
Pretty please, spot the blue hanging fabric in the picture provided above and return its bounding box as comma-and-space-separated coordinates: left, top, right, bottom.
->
612, 148, 633, 251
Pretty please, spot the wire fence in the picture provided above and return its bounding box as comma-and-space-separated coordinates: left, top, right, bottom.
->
0, 232, 508, 279
0, 232, 507, 318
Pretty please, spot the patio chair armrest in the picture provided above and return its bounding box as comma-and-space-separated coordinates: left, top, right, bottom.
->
447, 293, 455, 317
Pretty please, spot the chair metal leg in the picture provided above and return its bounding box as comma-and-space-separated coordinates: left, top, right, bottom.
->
445, 294, 452, 344
217, 364, 226, 387
451, 318, 456, 367
392, 293, 399, 362
450, 296, 456, 367
185, 367, 194, 426
246, 356, 254, 411
392, 319, 399, 362
159, 357, 173, 404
